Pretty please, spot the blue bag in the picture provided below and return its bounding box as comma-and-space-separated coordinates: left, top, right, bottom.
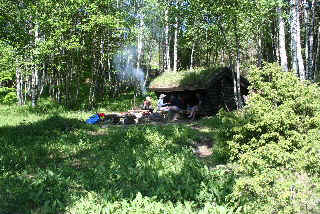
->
86, 114, 101, 124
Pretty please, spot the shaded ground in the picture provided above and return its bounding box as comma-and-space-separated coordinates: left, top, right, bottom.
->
0, 113, 231, 214
97, 117, 214, 158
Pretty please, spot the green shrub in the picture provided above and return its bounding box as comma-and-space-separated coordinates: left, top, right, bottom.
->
215, 63, 320, 212
228, 169, 320, 214
67, 192, 233, 214
0, 87, 17, 104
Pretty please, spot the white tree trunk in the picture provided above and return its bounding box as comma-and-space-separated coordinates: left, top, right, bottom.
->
137, 14, 144, 72
16, 61, 24, 105
190, 42, 195, 69
31, 23, 40, 107
137, 35, 142, 72
257, 36, 263, 67
31, 67, 39, 107
306, 0, 316, 80
290, 0, 301, 77
233, 18, 242, 110
277, 7, 288, 72
314, 25, 320, 79
173, 16, 178, 72
164, 9, 170, 71
235, 48, 242, 109
304, 0, 309, 63
296, 7, 305, 80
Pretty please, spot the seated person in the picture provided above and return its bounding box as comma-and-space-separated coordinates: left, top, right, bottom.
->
142, 96, 153, 111
167, 95, 187, 121
157, 94, 169, 111
188, 93, 202, 120
168, 95, 186, 112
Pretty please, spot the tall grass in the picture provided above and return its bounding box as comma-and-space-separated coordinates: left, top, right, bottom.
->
149, 67, 219, 89
0, 103, 232, 214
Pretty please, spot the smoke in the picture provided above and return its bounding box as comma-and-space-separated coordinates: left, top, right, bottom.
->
112, 1, 163, 95
113, 46, 146, 94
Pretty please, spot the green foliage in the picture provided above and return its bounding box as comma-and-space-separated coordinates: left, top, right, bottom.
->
0, 41, 16, 103
0, 91, 17, 104
68, 193, 232, 214
149, 67, 219, 89
214, 63, 320, 213
0, 87, 17, 104
0, 103, 233, 214
3, 62, 320, 214
0, 42, 15, 81
228, 169, 320, 214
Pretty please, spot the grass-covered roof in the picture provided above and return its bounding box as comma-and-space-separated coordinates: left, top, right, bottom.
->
149, 67, 220, 91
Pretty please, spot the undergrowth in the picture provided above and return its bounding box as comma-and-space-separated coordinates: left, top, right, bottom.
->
0, 104, 232, 214
2, 63, 320, 214
214, 63, 320, 214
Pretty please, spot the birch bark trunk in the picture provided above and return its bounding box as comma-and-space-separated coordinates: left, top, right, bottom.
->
190, 42, 195, 69
173, 16, 178, 72
277, 7, 288, 72
235, 45, 242, 109
137, 14, 144, 72
164, 9, 170, 71
31, 23, 40, 107
315, 25, 320, 79
290, 0, 299, 76
304, 0, 309, 64
16, 61, 24, 105
257, 36, 263, 67
233, 19, 242, 110
296, 1, 305, 80
306, 0, 316, 80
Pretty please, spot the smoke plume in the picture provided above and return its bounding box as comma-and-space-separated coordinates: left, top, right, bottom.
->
113, 46, 146, 94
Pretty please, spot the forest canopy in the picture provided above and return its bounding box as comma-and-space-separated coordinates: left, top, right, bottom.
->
1, 0, 320, 108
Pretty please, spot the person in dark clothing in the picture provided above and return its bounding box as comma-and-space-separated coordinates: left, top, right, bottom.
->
188, 93, 202, 120
167, 95, 186, 121
168, 95, 186, 112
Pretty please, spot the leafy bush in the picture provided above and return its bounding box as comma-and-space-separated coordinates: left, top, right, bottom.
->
0, 89, 17, 104
67, 192, 233, 214
215, 63, 320, 213
228, 169, 320, 214
0, 41, 16, 104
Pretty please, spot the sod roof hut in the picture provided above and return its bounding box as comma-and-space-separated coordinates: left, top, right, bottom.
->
149, 67, 250, 115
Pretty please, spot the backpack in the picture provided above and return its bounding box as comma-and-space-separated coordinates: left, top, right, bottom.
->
86, 114, 101, 124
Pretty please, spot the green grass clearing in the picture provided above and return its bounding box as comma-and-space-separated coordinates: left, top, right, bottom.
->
0, 104, 233, 214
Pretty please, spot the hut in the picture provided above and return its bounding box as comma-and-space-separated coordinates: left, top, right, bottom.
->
149, 67, 250, 115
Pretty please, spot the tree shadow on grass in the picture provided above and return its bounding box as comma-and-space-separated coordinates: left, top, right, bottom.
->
0, 116, 234, 214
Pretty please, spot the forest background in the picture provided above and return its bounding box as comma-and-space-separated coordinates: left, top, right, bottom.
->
1, 0, 320, 214
1, 0, 320, 108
